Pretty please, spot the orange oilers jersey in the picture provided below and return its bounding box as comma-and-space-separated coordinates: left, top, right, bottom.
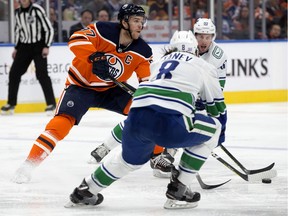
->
67, 22, 153, 92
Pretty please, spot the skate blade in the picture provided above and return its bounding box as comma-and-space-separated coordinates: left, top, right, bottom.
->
11, 170, 32, 184
164, 199, 198, 209
64, 200, 78, 208
1, 110, 14, 115
87, 156, 98, 164
153, 169, 171, 178
64, 201, 101, 208
45, 110, 55, 116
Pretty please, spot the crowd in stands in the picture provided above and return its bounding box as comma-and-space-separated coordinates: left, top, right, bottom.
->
0, 0, 287, 40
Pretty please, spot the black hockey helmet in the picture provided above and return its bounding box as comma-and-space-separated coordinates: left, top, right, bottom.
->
117, 4, 146, 22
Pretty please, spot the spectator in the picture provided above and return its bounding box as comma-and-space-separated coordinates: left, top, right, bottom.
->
62, 0, 78, 21
1, 0, 56, 115
224, 0, 241, 20
267, 23, 282, 39
84, 0, 109, 20
266, 0, 284, 24
49, 7, 68, 42
104, 0, 122, 21
254, 2, 274, 39
0, 0, 8, 20
193, 0, 208, 20
233, 6, 250, 39
69, 9, 94, 37
148, 0, 169, 20
278, 1, 287, 38
96, 8, 110, 21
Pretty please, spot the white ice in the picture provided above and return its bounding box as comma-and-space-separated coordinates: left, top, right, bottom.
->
0, 102, 287, 216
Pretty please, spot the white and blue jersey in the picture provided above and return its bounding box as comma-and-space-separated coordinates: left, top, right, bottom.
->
200, 41, 227, 90
121, 51, 227, 165
132, 51, 226, 119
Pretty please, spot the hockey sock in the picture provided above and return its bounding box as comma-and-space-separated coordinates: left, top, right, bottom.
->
123, 99, 132, 115
85, 152, 142, 194
178, 144, 211, 186
153, 145, 164, 155
104, 121, 124, 150
26, 114, 75, 165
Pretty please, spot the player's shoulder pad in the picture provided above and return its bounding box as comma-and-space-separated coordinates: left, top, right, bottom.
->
130, 38, 153, 59
95, 22, 119, 44
211, 45, 224, 60
210, 42, 227, 67
211, 42, 227, 60
96, 22, 152, 58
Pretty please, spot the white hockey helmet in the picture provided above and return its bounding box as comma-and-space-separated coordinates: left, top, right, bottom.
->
169, 30, 199, 55
193, 18, 216, 40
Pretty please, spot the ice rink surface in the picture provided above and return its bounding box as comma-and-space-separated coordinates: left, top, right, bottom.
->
0, 102, 287, 216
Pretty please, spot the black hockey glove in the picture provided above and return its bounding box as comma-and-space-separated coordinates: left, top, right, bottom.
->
195, 98, 205, 111
89, 52, 110, 80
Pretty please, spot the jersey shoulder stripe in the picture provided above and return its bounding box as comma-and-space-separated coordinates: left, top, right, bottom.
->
96, 22, 152, 59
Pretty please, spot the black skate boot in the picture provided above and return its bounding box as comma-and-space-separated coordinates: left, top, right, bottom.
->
164, 167, 200, 209
45, 104, 56, 116
88, 143, 110, 164
150, 149, 175, 178
65, 179, 104, 207
1, 104, 15, 115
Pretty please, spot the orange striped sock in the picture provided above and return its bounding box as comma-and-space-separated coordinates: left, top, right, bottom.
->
26, 114, 75, 165
153, 145, 164, 155
27, 131, 58, 164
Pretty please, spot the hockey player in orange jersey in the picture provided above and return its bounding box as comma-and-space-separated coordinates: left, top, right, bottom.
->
12, 4, 153, 184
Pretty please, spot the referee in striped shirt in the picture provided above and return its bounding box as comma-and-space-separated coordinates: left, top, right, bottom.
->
1, 0, 56, 115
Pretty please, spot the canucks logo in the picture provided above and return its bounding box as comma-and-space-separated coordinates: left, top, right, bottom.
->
212, 46, 223, 59
105, 54, 124, 80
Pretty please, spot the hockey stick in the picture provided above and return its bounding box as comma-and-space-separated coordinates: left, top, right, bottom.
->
219, 144, 275, 174
196, 173, 231, 189
104, 76, 275, 184
107, 73, 136, 96
211, 152, 277, 182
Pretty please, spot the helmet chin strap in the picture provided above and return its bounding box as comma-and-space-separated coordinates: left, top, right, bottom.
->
122, 22, 133, 40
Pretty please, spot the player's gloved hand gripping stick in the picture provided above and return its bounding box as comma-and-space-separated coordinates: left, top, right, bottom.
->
89, 52, 136, 95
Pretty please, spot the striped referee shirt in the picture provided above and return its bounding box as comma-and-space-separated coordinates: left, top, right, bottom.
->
14, 3, 54, 49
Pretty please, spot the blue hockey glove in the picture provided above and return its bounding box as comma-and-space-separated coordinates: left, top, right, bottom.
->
89, 52, 110, 80
216, 112, 227, 145
195, 98, 205, 111
218, 125, 226, 145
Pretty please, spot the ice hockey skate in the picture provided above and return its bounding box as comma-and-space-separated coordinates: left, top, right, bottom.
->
45, 104, 56, 116
164, 167, 200, 209
11, 160, 35, 184
87, 143, 110, 164
65, 179, 104, 208
1, 104, 15, 115
150, 149, 175, 178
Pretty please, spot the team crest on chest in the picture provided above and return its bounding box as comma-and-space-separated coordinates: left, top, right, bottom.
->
106, 54, 124, 79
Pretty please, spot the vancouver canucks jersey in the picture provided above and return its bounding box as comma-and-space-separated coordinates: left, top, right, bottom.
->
132, 51, 226, 120
200, 41, 227, 90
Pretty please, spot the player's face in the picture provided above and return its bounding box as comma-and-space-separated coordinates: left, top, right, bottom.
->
128, 16, 146, 40
195, 34, 213, 54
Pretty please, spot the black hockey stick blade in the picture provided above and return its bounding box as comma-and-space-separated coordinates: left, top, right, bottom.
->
211, 152, 277, 182
246, 163, 275, 175
196, 173, 231, 189
220, 145, 275, 174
